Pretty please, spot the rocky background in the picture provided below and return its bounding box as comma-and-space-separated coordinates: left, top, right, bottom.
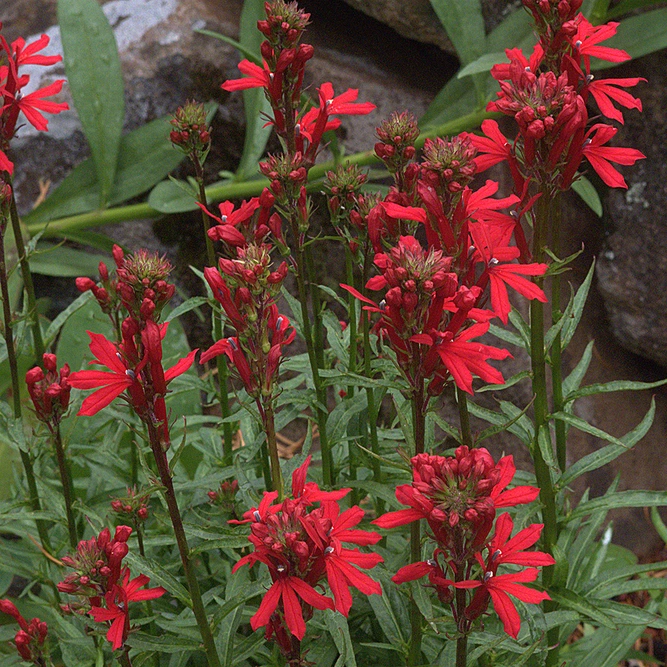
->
3, 0, 667, 556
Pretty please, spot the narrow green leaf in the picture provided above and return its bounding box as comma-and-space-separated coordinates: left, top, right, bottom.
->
549, 588, 615, 628
566, 490, 667, 523
566, 377, 667, 403
58, 0, 124, 206
592, 8, 667, 69
560, 259, 595, 349
558, 398, 655, 488
44, 290, 93, 346
487, 322, 526, 349
476, 397, 534, 445
562, 339, 594, 397
237, 0, 274, 180
195, 29, 261, 64
29, 243, 108, 277
124, 552, 192, 608
325, 609, 358, 667
128, 634, 200, 653
551, 410, 629, 449
367, 581, 407, 647
572, 176, 603, 217
164, 296, 209, 323
651, 505, 667, 545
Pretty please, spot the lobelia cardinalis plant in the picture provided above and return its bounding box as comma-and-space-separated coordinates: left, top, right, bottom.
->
1, 1, 665, 667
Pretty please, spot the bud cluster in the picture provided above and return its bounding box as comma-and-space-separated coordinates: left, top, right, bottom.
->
169, 100, 211, 163
208, 479, 239, 513
0, 599, 49, 664
111, 487, 150, 523
58, 526, 133, 608
374, 111, 419, 174
420, 135, 478, 196
25, 353, 71, 428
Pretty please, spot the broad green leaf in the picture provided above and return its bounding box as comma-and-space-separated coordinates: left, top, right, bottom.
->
237, 0, 274, 180
549, 587, 615, 628
367, 580, 408, 647
429, 0, 486, 102
457, 51, 507, 79
326, 395, 368, 446
29, 243, 108, 277
566, 490, 667, 522
58, 0, 124, 206
24, 110, 213, 225
565, 377, 667, 403
148, 178, 201, 213
419, 75, 478, 130
572, 176, 603, 217
592, 8, 667, 69
606, 0, 666, 20
560, 259, 595, 349
558, 398, 655, 487
586, 0, 612, 23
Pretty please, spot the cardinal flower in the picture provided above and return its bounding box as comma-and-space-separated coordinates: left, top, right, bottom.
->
89, 569, 165, 650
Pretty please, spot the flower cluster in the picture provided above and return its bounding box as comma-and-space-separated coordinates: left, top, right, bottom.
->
0, 599, 49, 664
70, 248, 196, 447
0, 25, 68, 174
471, 9, 644, 193
233, 456, 382, 659
25, 352, 71, 429
201, 202, 293, 402
375, 447, 554, 638
57, 526, 165, 650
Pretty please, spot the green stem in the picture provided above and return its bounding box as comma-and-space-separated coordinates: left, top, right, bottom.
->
52, 425, 78, 549
456, 386, 473, 448
194, 163, 234, 465
261, 400, 283, 500
530, 191, 560, 666
9, 191, 44, 360
289, 218, 333, 488
550, 197, 566, 473
25, 111, 497, 239
455, 566, 468, 667
344, 249, 359, 501
119, 647, 133, 667
407, 380, 426, 667
148, 426, 221, 667
0, 224, 52, 553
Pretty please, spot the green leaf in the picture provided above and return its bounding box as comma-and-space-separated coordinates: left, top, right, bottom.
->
165, 296, 209, 323
566, 490, 667, 523
29, 243, 108, 277
128, 633, 201, 653
549, 587, 615, 628
429, 0, 486, 102
651, 505, 667, 544
44, 290, 94, 346
566, 377, 667, 403
125, 552, 192, 608
25, 111, 212, 225
457, 51, 507, 78
560, 259, 595, 350
592, 8, 667, 69
558, 398, 655, 488
419, 76, 478, 130
476, 397, 534, 445
194, 29, 261, 64
562, 339, 594, 397
326, 396, 369, 446
58, 0, 124, 207
606, 0, 667, 20
572, 176, 603, 217
367, 580, 408, 647
551, 411, 629, 449
237, 0, 274, 180
324, 609, 358, 667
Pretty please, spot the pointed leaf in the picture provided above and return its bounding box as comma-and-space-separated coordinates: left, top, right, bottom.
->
58, 0, 125, 206
572, 176, 603, 217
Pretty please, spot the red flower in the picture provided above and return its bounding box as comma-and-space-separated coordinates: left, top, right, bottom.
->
2, 79, 68, 132
434, 322, 511, 394
0, 149, 13, 174
69, 332, 145, 415
486, 513, 555, 569
89, 569, 165, 650
587, 77, 645, 125
2, 33, 62, 68
250, 576, 334, 641
572, 19, 630, 72
582, 123, 645, 188
221, 59, 272, 91
201, 198, 261, 246
458, 567, 550, 639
